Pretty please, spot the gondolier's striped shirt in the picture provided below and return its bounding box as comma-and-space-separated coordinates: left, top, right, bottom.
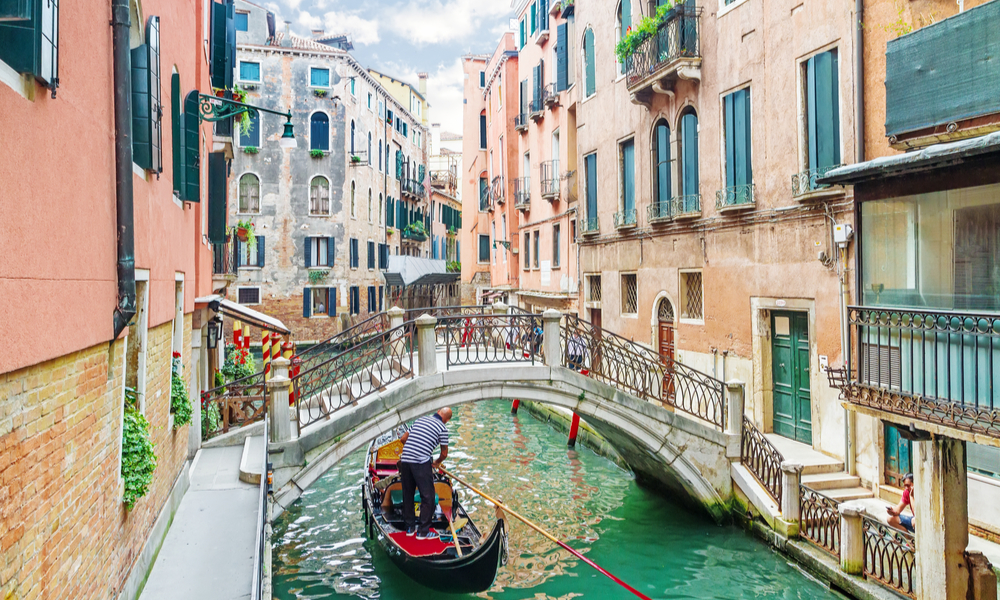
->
400, 414, 449, 464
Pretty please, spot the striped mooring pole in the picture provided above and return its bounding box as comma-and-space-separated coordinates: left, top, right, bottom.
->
568, 412, 581, 448
233, 319, 242, 349
511, 399, 520, 414
262, 330, 272, 381
282, 341, 295, 406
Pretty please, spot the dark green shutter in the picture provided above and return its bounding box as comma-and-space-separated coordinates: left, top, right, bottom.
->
621, 0, 631, 33
256, 235, 265, 266
681, 112, 699, 197
479, 114, 486, 148
131, 45, 152, 170
584, 29, 595, 97
207, 152, 227, 242
395, 150, 404, 179
210, 0, 234, 90
519, 18, 525, 48
556, 23, 568, 92
0, 0, 58, 91
304, 237, 312, 267
303, 289, 311, 318
530, 2, 536, 34
585, 153, 597, 221
655, 123, 670, 205
181, 90, 201, 201
539, 0, 548, 31
622, 141, 635, 213
146, 16, 162, 173
171, 73, 181, 194
327, 236, 335, 267
807, 50, 840, 173
724, 93, 735, 188
328, 289, 336, 316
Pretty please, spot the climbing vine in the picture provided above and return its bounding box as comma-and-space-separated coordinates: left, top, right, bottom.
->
615, 3, 675, 63
170, 353, 193, 430
122, 387, 157, 511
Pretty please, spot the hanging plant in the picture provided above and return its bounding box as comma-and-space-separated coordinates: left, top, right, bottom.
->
310, 149, 325, 158
232, 219, 257, 251
243, 146, 259, 154
614, 2, 675, 63
121, 387, 157, 511
170, 354, 193, 430
313, 89, 328, 97
308, 269, 329, 284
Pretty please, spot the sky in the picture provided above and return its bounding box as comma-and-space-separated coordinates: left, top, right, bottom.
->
261, 0, 517, 137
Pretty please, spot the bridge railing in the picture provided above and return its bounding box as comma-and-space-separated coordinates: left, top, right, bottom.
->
740, 416, 784, 504
439, 313, 543, 367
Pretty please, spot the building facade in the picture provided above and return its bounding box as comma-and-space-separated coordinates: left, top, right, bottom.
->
369, 68, 430, 129
229, 1, 430, 342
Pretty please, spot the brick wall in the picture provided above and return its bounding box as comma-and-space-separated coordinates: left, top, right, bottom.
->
0, 316, 192, 600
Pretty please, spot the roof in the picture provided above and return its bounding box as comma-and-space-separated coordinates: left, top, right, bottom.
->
195, 295, 291, 334
440, 131, 462, 141
382, 256, 459, 288
818, 131, 1000, 186
272, 32, 341, 53
367, 68, 428, 104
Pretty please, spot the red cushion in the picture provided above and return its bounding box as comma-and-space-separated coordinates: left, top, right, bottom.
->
388, 531, 450, 557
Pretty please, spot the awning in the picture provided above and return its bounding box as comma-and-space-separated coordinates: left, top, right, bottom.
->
383, 256, 460, 288
194, 295, 291, 334
817, 131, 1000, 186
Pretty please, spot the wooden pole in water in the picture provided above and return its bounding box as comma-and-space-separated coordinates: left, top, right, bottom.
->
568, 412, 580, 448
440, 467, 653, 600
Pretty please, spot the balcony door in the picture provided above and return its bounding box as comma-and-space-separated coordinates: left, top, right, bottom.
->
771, 311, 812, 444
884, 423, 912, 487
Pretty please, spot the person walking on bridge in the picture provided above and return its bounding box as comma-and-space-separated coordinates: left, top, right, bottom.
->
399, 408, 452, 540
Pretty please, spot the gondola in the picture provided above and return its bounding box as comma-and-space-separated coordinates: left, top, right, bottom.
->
361, 428, 508, 594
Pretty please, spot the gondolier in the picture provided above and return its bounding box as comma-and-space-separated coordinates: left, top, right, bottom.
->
399, 407, 453, 540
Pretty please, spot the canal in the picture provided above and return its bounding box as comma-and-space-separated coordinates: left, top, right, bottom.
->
272, 400, 846, 600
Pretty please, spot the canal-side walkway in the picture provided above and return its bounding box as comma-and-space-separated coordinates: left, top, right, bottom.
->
137, 445, 258, 600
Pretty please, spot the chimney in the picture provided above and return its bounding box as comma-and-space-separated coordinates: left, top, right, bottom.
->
418, 72, 428, 96
280, 21, 292, 47
311, 29, 324, 38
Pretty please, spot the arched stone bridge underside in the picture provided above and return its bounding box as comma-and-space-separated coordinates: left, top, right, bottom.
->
270, 359, 739, 523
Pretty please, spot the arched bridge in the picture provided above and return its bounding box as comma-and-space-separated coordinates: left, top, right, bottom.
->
259, 305, 744, 523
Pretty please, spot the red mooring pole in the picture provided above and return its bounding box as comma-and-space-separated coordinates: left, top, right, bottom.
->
511, 399, 520, 414
568, 412, 580, 448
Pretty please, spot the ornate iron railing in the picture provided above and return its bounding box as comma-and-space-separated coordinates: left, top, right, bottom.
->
514, 176, 531, 209
562, 315, 727, 429
799, 485, 841, 556
647, 200, 673, 222
529, 98, 544, 116
440, 314, 543, 367
293, 323, 415, 430
836, 306, 1000, 438
716, 183, 756, 210
480, 185, 492, 212
514, 113, 528, 131
542, 82, 559, 106
403, 178, 425, 198
613, 209, 638, 228
673, 194, 701, 218
492, 175, 505, 203
200, 369, 267, 439
296, 312, 391, 371
740, 416, 784, 505
582, 216, 600, 234
863, 515, 916, 597
213, 240, 236, 275
624, 6, 702, 89
791, 164, 842, 197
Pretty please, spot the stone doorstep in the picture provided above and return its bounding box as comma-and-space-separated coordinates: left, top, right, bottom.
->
765, 433, 844, 475
802, 472, 863, 490
238, 436, 265, 485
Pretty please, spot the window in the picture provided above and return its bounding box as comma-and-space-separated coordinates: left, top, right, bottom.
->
234, 11, 248, 31
585, 152, 597, 227
367, 240, 375, 269
238, 173, 260, 213
350, 77, 356, 95
723, 87, 753, 190
350, 120, 356, 154
303, 287, 333, 318
237, 237, 265, 267
349, 286, 360, 315
0, 0, 60, 91
350, 238, 359, 268
530, 2, 537, 34
552, 224, 561, 267
802, 49, 841, 180
478, 234, 490, 263
524, 232, 531, 269
533, 232, 540, 268
379, 243, 389, 269
239, 61, 260, 82
653, 120, 671, 210
479, 175, 489, 211
519, 18, 526, 48
350, 181, 356, 217
309, 176, 330, 215
310, 112, 329, 152
621, 273, 637, 315
680, 271, 704, 320
571, 219, 577, 241
556, 22, 570, 92
587, 275, 602, 303
616, 0, 630, 74
379, 193, 384, 224
479, 111, 487, 149
378, 140, 383, 171
238, 287, 260, 305
131, 17, 162, 173
679, 109, 700, 199
479, 70, 486, 88
378, 286, 384, 311
367, 92, 373, 109
583, 28, 596, 98
619, 139, 636, 224
239, 111, 260, 147
368, 133, 372, 168
367, 286, 377, 313
306, 236, 333, 267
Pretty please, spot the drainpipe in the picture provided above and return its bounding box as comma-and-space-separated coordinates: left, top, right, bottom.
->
111, 0, 136, 339
855, 0, 865, 165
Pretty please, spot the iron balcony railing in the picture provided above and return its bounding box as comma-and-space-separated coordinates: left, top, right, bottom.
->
648, 200, 673, 222
829, 306, 1000, 438
480, 186, 492, 212
613, 208, 638, 228
529, 98, 544, 117
716, 183, 755, 210
213, 240, 236, 276
492, 175, 505, 204
514, 176, 530, 209
514, 113, 528, 131
540, 160, 559, 200
624, 6, 702, 90
403, 178, 425, 198
791, 164, 842, 198
582, 215, 600, 234
542, 82, 559, 106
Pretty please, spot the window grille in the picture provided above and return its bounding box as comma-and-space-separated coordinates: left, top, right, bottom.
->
681, 272, 703, 319
587, 275, 602, 302
658, 298, 675, 322
238, 287, 260, 304
621, 274, 637, 314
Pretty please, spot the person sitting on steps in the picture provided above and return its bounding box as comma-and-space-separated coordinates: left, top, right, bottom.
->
887, 473, 915, 534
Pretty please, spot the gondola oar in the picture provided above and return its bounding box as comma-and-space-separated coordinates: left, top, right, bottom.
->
440, 467, 653, 600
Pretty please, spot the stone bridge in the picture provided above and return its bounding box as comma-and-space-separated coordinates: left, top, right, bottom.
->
264, 306, 746, 523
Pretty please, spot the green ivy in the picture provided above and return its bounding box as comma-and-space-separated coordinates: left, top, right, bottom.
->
614, 2, 675, 63
308, 269, 328, 284
446, 260, 461, 273
121, 387, 157, 511
170, 357, 193, 430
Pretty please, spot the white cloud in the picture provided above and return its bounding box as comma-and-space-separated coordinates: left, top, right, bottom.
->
376, 58, 467, 136
387, 0, 512, 46
321, 10, 381, 45
296, 10, 322, 30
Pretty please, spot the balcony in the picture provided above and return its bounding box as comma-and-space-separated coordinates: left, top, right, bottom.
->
212, 240, 236, 277
715, 183, 755, 213
529, 99, 544, 122
514, 113, 528, 132
480, 186, 493, 212
540, 160, 559, 200
613, 208, 637, 229
514, 176, 530, 210
581, 216, 600, 235
542, 83, 559, 108
884, 0, 1000, 149
402, 178, 425, 200
402, 222, 428, 242
647, 196, 702, 223
791, 165, 844, 202
492, 175, 505, 205
624, 6, 702, 105
828, 306, 1000, 441
430, 169, 457, 194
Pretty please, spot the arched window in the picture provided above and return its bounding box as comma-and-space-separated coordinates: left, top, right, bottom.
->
350, 181, 356, 217
652, 119, 671, 215
583, 29, 596, 98
678, 109, 699, 210
368, 188, 373, 222
378, 140, 383, 171
238, 173, 260, 214
309, 176, 330, 215
310, 112, 329, 151
658, 297, 675, 322
350, 120, 356, 155
479, 110, 487, 149
368, 132, 372, 166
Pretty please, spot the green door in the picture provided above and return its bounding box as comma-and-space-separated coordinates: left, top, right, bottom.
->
884, 423, 912, 487
772, 311, 812, 443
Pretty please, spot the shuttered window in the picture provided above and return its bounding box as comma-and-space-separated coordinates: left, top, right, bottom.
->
620, 139, 635, 214
180, 91, 201, 202
368, 286, 377, 313
538, 0, 548, 31
523, 232, 531, 269
367, 240, 375, 269
0, 0, 60, 93
723, 88, 752, 189
305, 236, 334, 268
583, 29, 595, 98
529, 2, 536, 34
478, 234, 490, 263
350, 287, 360, 315
805, 49, 841, 176
519, 18, 525, 48
239, 61, 260, 82
310, 67, 330, 87
379, 243, 389, 269
237, 236, 265, 267
234, 11, 248, 31
619, 0, 631, 36
556, 23, 568, 92
310, 113, 329, 151
653, 120, 671, 206
303, 288, 334, 318
210, 0, 234, 90
350, 238, 359, 269
171, 73, 182, 196
479, 112, 487, 149
585, 153, 597, 223
239, 111, 260, 148
207, 153, 227, 242
679, 110, 699, 197
131, 17, 161, 173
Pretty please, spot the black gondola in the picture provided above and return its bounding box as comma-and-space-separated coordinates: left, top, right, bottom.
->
361, 429, 508, 594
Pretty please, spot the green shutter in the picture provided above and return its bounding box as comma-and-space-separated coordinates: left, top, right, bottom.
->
808, 50, 840, 173
655, 123, 670, 204
210, 0, 234, 90
181, 90, 201, 201
530, 2, 536, 34
621, 0, 631, 33
733, 89, 749, 186
519, 18, 525, 48
622, 141, 635, 213
303, 289, 311, 318
681, 112, 699, 197
584, 30, 595, 97
0, 0, 58, 91
131, 45, 152, 170
556, 23, 568, 92
585, 153, 597, 220
171, 73, 181, 195
539, 0, 548, 31
146, 17, 162, 174
724, 93, 735, 188
207, 152, 227, 242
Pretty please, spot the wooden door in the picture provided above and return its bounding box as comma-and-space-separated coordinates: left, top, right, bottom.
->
772, 311, 812, 444
884, 423, 912, 487
657, 299, 675, 400
590, 309, 602, 373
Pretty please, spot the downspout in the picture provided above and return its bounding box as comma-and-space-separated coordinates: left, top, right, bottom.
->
855, 0, 865, 165
112, 0, 136, 339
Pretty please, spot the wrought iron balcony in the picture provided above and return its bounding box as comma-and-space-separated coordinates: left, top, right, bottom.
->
402, 178, 425, 199
673, 194, 701, 219
827, 305, 1000, 440
791, 165, 843, 200
514, 113, 528, 132
542, 83, 559, 108
529, 99, 544, 121
540, 160, 559, 200
514, 176, 530, 210
431, 169, 457, 193
582, 216, 600, 235
613, 208, 638, 229
647, 200, 672, 223
715, 183, 755, 212
624, 6, 702, 100
401, 224, 428, 242
480, 186, 493, 212
213, 240, 236, 276
492, 176, 505, 204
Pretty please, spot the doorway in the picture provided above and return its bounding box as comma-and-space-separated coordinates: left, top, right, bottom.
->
657, 298, 675, 399
884, 422, 912, 487
771, 311, 812, 444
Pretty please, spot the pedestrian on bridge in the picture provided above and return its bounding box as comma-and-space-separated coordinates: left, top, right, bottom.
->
398, 407, 452, 540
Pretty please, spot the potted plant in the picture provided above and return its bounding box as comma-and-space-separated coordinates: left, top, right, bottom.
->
308, 270, 328, 284
447, 225, 457, 236
350, 155, 362, 164
243, 146, 259, 154
313, 89, 328, 97
614, 2, 674, 63
232, 85, 248, 103
233, 219, 257, 250
310, 149, 325, 158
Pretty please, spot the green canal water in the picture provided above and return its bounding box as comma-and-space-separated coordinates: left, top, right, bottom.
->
272, 400, 846, 600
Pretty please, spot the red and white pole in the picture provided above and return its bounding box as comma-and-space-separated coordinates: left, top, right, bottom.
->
233, 319, 242, 348
262, 330, 272, 381
511, 399, 520, 414
568, 412, 580, 448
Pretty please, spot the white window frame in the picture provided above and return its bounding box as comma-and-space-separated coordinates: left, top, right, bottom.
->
679, 268, 705, 324
309, 236, 331, 268
237, 171, 262, 215
237, 286, 261, 305
238, 60, 261, 83
309, 66, 331, 89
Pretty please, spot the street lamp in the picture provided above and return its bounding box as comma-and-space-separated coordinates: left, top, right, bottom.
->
279, 118, 297, 149
207, 318, 220, 349
198, 93, 296, 148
